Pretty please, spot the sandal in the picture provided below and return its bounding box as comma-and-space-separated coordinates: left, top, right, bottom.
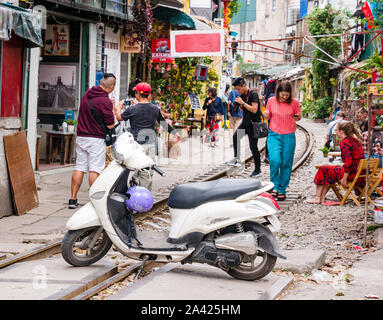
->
277, 193, 286, 201
306, 196, 321, 204
270, 190, 278, 198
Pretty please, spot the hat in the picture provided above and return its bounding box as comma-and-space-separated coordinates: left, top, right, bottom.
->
134, 82, 152, 95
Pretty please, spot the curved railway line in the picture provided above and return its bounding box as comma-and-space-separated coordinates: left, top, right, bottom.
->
0, 124, 314, 300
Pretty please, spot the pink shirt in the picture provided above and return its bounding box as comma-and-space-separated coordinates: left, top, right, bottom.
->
266, 97, 301, 134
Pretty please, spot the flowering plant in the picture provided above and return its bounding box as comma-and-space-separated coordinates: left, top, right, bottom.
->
65, 119, 78, 126
151, 57, 219, 121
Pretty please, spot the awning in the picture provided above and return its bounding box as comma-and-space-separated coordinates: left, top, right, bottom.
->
0, 3, 42, 47
152, 0, 184, 9
190, 16, 211, 30
255, 64, 296, 78
276, 64, 311, 80
153, 5, 196, 29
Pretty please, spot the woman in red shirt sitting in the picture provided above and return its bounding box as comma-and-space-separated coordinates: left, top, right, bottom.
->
307, 121, 364, 204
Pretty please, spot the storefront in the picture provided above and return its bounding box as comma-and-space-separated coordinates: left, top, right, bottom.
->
0, 3, 43, 218
33, 0, 133, 164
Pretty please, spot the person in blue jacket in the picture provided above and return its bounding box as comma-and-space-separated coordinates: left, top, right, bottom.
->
203, 87, 223, 147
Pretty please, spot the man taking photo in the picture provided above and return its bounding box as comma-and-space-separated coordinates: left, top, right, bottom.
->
226, 77, 262, 178
115, 82, 180, 189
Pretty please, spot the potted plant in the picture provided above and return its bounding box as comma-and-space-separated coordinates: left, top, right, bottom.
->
312, 97, 332, 123
319, 146, 331, 158
65, 119, 77, 132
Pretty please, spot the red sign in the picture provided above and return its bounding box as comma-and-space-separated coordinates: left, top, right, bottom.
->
151, 39, 174, 63
170, 30, 225, 58
362, 1, 374, 30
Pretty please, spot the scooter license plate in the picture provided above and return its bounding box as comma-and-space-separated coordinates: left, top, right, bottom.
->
266, 214, 281, 232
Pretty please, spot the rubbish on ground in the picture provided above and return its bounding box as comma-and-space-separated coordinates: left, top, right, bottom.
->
365, 293, 379, 299
336, 292, 344, 296
352, 245, 362, 251
310, 269, 334, 283
344, 273, 354, 283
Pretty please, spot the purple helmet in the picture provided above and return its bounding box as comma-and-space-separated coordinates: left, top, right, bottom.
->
125, 186, 153, 213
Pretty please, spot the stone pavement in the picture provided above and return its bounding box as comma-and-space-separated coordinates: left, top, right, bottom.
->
0, 129, 256, 256
2, 121, 382, 300
280, 234, 383, 300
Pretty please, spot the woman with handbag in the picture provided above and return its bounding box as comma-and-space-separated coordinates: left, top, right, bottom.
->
263, 80, 301, 201
203, 87, 223, 148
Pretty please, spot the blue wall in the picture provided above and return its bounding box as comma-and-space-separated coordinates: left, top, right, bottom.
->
300, 0, 308, 19
229, 0, 257, 24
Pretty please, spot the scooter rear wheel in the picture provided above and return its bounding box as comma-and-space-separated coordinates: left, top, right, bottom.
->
227, 251, 277, 281
224, 222, 278, 281
61, 227, 112, 267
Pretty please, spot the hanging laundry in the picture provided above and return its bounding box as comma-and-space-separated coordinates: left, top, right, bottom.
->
0, 6, 13, 41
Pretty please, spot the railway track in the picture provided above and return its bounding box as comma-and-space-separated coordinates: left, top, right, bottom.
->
0, 124, 313, 300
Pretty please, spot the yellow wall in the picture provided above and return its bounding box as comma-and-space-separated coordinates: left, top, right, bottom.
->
182, 0, 190, 14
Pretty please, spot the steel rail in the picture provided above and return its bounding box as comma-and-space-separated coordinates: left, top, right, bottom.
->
69, 123, 313, 300
0, 124, 313, 300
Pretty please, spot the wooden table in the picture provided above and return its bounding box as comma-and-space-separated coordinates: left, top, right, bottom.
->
45, 130, 75, 165
328, 151, 341, 160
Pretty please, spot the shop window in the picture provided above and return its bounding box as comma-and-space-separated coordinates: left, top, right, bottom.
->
74, 0, 102, 8
106, 0, 127, 14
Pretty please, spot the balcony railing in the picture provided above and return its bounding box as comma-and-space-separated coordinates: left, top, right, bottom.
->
46, 0, 134, 17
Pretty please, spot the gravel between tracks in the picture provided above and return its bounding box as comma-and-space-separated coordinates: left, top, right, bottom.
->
277, 119, 378, 271
93, 119, 380, 300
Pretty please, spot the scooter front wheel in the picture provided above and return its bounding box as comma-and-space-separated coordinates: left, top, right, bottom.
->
61, 227, 112, 267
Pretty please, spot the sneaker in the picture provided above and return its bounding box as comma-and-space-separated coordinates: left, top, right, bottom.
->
226, 158, 241, 167
264, 157, 270, 164
68, 199, 78, 209
250, 170, 262, 178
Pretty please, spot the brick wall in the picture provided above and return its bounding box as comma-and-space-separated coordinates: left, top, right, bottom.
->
342, 100, 363, 125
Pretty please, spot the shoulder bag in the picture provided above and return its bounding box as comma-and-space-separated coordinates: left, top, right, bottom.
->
246, 89, 268, 139
211, 99, 223, 122
89, 98, 116, 146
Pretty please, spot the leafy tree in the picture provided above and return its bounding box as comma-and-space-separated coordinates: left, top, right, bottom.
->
307, 4, 350, 99
228, 0, 241, 19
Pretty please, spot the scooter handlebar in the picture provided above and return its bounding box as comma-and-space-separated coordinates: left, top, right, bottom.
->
152, 165, 166, 177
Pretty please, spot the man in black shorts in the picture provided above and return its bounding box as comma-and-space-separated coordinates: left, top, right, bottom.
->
226, 77, 262, 178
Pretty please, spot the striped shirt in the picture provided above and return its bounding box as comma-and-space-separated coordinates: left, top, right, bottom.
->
266, 97, 301, 134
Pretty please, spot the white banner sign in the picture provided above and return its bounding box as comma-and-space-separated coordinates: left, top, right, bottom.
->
190, 0, 212, 9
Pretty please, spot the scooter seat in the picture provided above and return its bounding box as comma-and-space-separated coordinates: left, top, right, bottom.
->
168, 178, 262, 209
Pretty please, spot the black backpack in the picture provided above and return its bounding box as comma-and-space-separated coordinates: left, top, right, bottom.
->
89, 98, 116, 146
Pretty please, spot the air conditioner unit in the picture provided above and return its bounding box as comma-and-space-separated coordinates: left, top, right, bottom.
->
287, 8, 299, 26
214, 18, 224, 28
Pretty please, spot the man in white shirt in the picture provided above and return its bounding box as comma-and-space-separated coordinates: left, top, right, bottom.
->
325, 111, 346, 150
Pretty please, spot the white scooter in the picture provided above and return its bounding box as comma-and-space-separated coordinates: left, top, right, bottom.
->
62, 132, 286, 281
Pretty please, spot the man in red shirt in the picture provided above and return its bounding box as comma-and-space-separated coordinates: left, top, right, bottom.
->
69, 73, 117, 209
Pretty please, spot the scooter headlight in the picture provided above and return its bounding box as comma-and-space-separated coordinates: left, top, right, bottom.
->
111, 145, 124, 164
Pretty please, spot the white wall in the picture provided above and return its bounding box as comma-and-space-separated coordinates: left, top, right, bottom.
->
104, 27, 121, 102
230, 21, 257, 63
328, 0, 358, 11
88, 23, 97, 88
255, 0, 287, 67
